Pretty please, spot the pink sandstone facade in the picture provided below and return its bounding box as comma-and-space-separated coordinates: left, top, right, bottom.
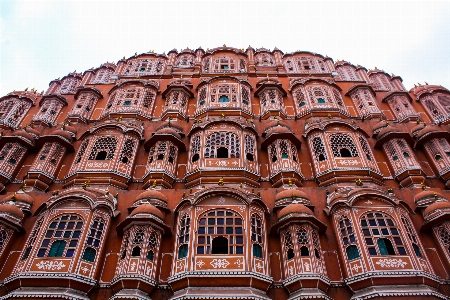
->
0, 45, 448, 299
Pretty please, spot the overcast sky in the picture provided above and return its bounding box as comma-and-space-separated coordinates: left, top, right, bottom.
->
1, 0, 449, 96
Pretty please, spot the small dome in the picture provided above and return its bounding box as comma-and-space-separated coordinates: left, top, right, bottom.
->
0, 203, 24, 219
275, 189, 309, 201
156, 122, 184, 133
1, 193, 34, 205
130, 204, 164, 220
411, 123, 426, 135
373, 121, 389, 132
415, 190, 443, 203
156, 127, 181, 139
377, 124, 400, 138
424, 201, 450, 216
13, 130, 34, 142
267, 125, 291, 134
134, 190, 168, 204
51, 129, 73, 141
416, 125, 446, 140
278, 203, 313, 221
24, 126, 40, 137
64, 125, 77, 135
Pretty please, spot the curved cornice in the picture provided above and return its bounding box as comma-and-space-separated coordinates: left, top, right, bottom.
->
79, 120, 144, 140
108, 79, 159, 95
187, 117, 258, 137
196, 76, 252, 90
289, 78, 342, 92
303, 118, 370, 138
74, 87, 103, 100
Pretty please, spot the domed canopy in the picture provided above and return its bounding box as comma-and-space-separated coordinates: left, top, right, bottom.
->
144, 126, 186, 152
271, 203, 326, 234
133, 190, 168, 209
24, 126, 40, 137
372, 120, 389, 134
261, 123, 302, 150
421, 200, 450, 230
415, 125, 450, 147
64, 124, 77, 136
0, 129, 35, 149
414, 190, 444, 208
130, 204, 164, 220
1, 193, 34, 205
0, 203, 24, 219
275, 189, 311, 208
35, 129, 75, 152
156, 127, 181, 139
374, 124, 413, 149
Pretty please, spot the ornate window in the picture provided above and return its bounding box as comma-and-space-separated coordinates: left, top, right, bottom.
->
360, 212, 405, 256
312, 136, 327, 162
146, 141, 178, 175
338, 216, 360, 260
104, 85, 156, 118
22, 216, 45, 260
90, 69, 113, 84
37, 214, 83, 258
178, 214, 190, 259
80, 217, 105, 262
0, 143, 27, 180
251, 214, 263, 258
386, 95, 417, 121
424, 138, 450, 176
336, 65, 361, 81
358, 137, 374, 162
176, 55, 194, 68
196, 209, 243, 255
435, 222, 450, 257
284, 56, 330, 73
119, 138, 136, 164
70, 91, 100, 120
369, 73, 394, 91
88, 137, 117, 161
205, 132, 240, 159
33, 99, 64, 125
0, 99, 32, 128
245, 134, 256, 162
400, 215, 422, 257
330, 134, 358, 158
74, 139, 90, 165
420, 93, 450, 122
383, 138, 420, 177
0, 225, 13, 257
255, 53, 274, 67
29, 142, 65, 177
212, 56, 236, 73
190, 135, 201, 163
350, 88, 382, 119
58, 77, 80, 94
283, 230, 294, 260
122, 59, 165, 76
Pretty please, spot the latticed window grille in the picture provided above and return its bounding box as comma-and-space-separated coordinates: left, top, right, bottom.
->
31, 142, 65, 174
34, 99, 64, 124
88, 137, 117, 160
284, 56, 329, 73
435, 222, 450, 256
176, 55, 194, 67
330, 134, 358, 157
82, 217, 106, 262
307, 86, 334, 104
212, 56, 236, 73
74, 139, 89, 164
293, 87, 307, 108
196, 209, 244, 255
282, 229, 294, 260
59, 77, 80, 94
147, 141, 178, 172
198, 88, 207, 106
312, 136, 327, 162
255, 53, 274, 66
0, 226, 12, 257
336, 65, 361, 81
122, 59, 165, 75
311, 230, 322, 259
332, 88, 344, 106
38, 214, 83, 258
424, 139, 450, 173
105, 87, 155, 115
205, 132, 240, 158
119, 139, 136, 164
401, 215, 423, 257
178, 214, 190, 259
251, 214, 263, 258
245, 134, 255, 161
241, 86, 250, 106
70, 92, 99, 119
90, 69, 112, 84
210, 84, 239, 104
0, 99, 32, 128
360, 212, 405, 256
437, 94, 450, 113
22, 215, 44, 260
296, 227, 310, 256
291, 143, 299, 162
359, 137, 374, 161
388, 95, 416, 121
190, 135, 201, 163
338, 215, 360, 260
0, 143, 26, 176
423, 96, 444, 120
118, 226, 160, 265
370, 74, 393, 91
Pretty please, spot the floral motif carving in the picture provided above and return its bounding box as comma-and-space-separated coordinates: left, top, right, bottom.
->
35, 260, 66, 271
375, 258, 407, 268
210, 259, 230, 268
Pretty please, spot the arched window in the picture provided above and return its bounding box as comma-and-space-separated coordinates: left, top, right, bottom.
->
22, 215, 44, 260
205, 132, 240, 158
82, 217, 105, 262
213, 56, 235, 72
37, 214, 83, 258
147, 231, 157, 261
297, 228, 310, 256
178, 214, 190, 259
360, 212, 406, 256
211, 236, 228, 254
401, 215, 422, 257
88, 137, 117, 161
283, 230, 294, 260
251, 214, 263, 258
312, 136, 327, 162
338, 216, 360, 260
190, 135, 201, 163
196, 209, 244, 255
219, 95, 229, 103
330, 134, 358, 157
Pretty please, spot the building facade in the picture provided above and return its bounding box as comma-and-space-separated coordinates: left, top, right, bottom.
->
0, 46, 449, 299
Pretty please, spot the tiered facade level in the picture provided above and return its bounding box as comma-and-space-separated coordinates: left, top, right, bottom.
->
0, 46, 450, 300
